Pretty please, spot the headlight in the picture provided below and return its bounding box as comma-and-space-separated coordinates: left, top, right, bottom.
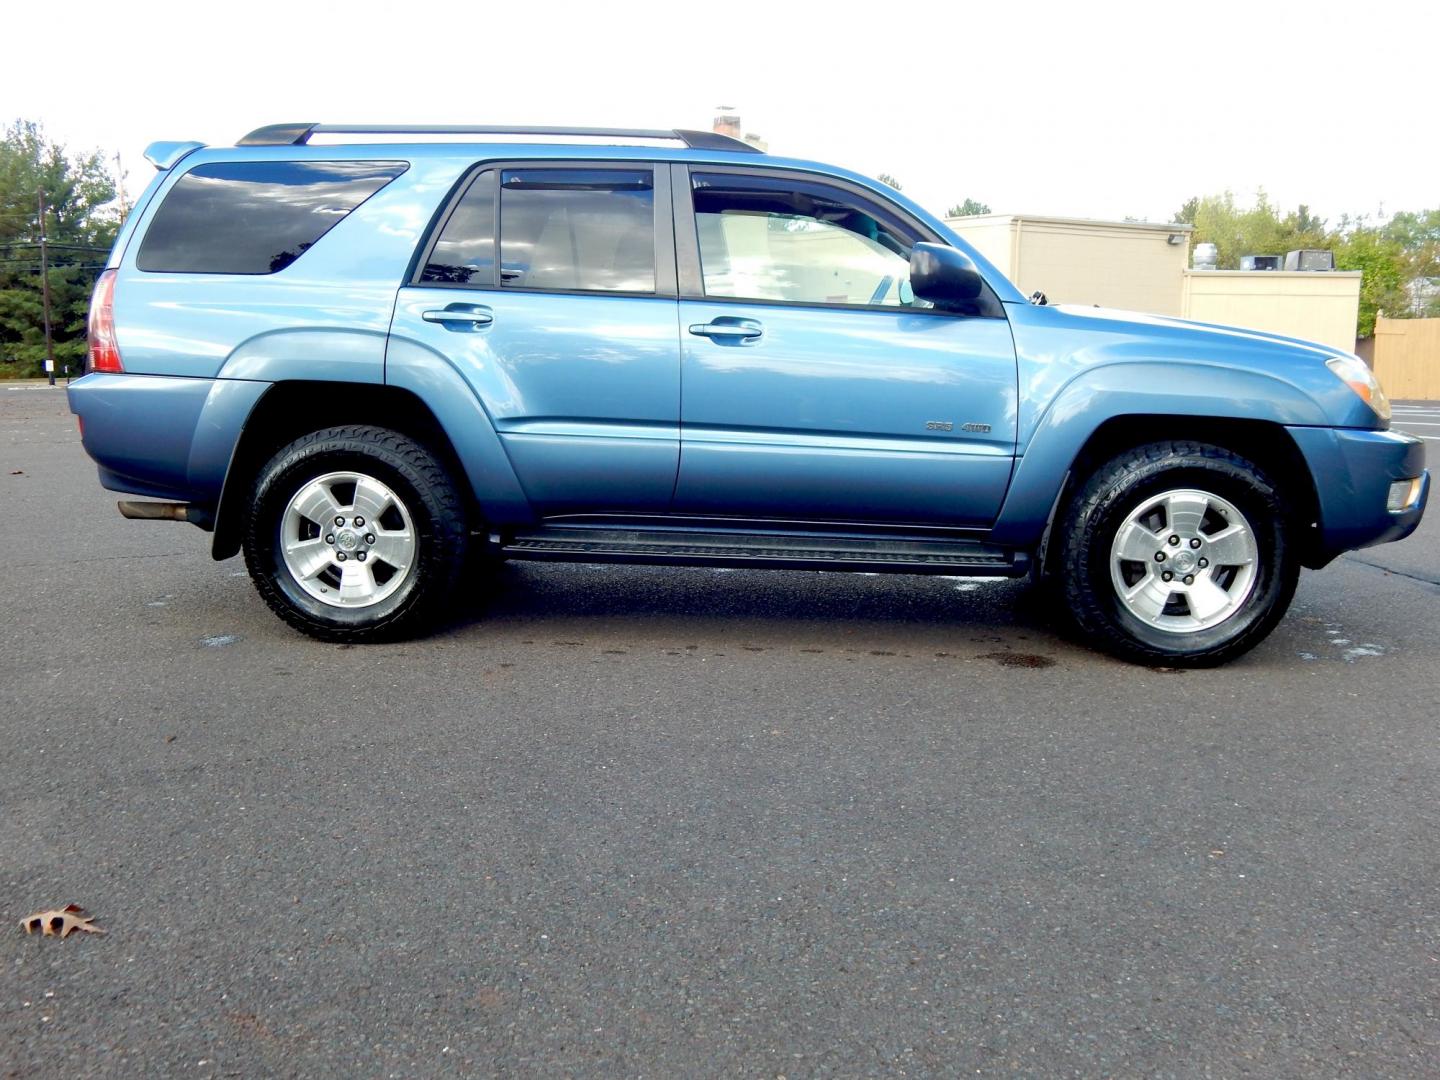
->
1326, 355, 1391, 421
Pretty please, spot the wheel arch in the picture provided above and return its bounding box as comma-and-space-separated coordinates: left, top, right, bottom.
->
998, 358, 1331, 548
1017, 414, 1324, 576
210, 380, 527, 559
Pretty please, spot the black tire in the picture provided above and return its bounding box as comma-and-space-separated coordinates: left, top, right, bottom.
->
242, 426, 469, 642
1057, 441, 1299, 667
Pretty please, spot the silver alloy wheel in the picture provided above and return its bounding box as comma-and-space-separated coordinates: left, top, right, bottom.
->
280, 471, 417, 608
1108, 487, 1259, 633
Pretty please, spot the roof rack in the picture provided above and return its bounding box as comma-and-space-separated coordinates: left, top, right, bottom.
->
236, 123, 763, 154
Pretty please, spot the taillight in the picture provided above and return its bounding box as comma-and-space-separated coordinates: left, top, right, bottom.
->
88, 269, 123, 373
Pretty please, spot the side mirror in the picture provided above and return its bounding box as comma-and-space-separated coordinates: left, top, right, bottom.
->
909, 243, 986, 307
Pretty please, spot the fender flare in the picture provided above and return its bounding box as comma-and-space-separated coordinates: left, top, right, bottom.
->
383, 338, 533, 524
208, 359, 533, 559
991, 361, 1327, 547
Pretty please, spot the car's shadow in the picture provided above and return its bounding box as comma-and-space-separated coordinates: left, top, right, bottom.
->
439, 560, 1073, 651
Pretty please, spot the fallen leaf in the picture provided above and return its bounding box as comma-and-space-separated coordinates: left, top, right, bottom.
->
20, 904, 105, 938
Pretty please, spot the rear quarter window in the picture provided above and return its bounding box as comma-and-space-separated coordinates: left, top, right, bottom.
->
136, 160, 406, 274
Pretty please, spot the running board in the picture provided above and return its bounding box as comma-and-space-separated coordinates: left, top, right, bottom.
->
501, 527, 1030, 577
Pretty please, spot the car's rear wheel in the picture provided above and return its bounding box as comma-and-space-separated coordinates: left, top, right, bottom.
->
242, 426, 468, 641
1057, 441, 1299, 666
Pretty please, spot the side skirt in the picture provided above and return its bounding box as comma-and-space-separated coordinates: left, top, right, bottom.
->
498, 524, 1030, 577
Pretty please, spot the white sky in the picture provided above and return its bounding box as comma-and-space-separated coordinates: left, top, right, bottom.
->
4, 0, 1436, 226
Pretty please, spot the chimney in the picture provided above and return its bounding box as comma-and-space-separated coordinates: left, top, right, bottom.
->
713, 107, 742, 140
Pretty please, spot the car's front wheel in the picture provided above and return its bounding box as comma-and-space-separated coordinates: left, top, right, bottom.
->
242, 426, 468, 641
1057, 441, 1300, 666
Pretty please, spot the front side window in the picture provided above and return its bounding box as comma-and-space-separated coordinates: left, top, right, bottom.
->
137, 160, 405, 274
692, 172, 926, 308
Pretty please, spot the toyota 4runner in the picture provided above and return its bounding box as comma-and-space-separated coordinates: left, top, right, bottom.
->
68, 123, 1429, 665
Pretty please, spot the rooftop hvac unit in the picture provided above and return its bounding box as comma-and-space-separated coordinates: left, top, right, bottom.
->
1240, 254, 1284, 271
1284, 249, 1335, 271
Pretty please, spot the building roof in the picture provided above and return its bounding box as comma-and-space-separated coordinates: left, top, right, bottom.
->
946, 213, 1193, 233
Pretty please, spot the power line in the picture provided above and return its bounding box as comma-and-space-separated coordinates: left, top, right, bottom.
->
0, 254, 108, 264
0, 261, 107, 269
0, 242, 110, 252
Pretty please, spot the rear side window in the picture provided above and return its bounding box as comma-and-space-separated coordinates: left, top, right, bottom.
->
420, 170, 496, 284
501, 169, 654, 293
422, 167, 655, 293
137, 160, 406, 274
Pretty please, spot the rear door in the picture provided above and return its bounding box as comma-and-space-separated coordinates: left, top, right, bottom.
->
671, 166, 1018, 526
387, 163, 680, 513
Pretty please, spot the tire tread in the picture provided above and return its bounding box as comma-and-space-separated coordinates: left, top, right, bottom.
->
1057, 440, 1297, 667
242, 425, 468, 642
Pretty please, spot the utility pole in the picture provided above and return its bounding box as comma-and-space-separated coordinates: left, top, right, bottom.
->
37, 191, 57, 387
114, 152, 129, 218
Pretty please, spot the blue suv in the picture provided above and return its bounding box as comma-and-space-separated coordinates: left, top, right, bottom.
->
69, 123, 1429, 665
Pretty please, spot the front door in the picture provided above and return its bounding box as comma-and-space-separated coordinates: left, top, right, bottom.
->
671, 167, 1018, 527
387, 163, 680, 514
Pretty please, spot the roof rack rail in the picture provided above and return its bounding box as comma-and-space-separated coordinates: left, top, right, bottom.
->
236, 123, 763, 154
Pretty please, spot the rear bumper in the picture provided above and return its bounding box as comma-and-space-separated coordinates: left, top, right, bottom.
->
67, 372, 267, 503
1287, 425, 1429, 564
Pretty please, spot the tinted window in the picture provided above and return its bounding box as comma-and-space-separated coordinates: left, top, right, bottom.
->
137, 160, 406, 274
498, 169, 654, 293
421, 170, 496, 284
692, 172, 926, 309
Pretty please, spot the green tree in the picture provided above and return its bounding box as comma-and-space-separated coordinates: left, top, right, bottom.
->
1173, 196, 1200, 225
1187, 190, 1329, 269
875, 173, 903, 191
946, 198, 991, 217
1384, 208, 1440, 313
1334, 219, 1411, 337
0, 120, 119, 377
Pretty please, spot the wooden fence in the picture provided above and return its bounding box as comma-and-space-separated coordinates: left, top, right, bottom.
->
1373, 315, 1440, 401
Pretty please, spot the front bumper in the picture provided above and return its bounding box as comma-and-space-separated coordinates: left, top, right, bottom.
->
1287, 425, 1429, 565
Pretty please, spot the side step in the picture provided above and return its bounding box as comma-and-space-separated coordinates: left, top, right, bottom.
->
501, 526, 1030, 577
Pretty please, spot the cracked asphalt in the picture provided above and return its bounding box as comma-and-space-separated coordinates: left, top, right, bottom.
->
2, 385, 1438, 1077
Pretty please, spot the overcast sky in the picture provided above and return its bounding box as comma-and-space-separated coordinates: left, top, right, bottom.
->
4, 0, 1435, 226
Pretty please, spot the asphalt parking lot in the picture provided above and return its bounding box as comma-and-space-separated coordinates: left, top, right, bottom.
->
3, 385, 1438, 1077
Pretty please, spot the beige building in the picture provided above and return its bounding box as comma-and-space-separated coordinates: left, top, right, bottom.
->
946, 213, 1362, 352
949, 214, 1192, 315
1181, 270, 1362, 353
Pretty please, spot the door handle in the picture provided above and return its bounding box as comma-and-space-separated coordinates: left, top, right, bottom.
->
422, 306, 493, 327
688, 321, 762, 341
